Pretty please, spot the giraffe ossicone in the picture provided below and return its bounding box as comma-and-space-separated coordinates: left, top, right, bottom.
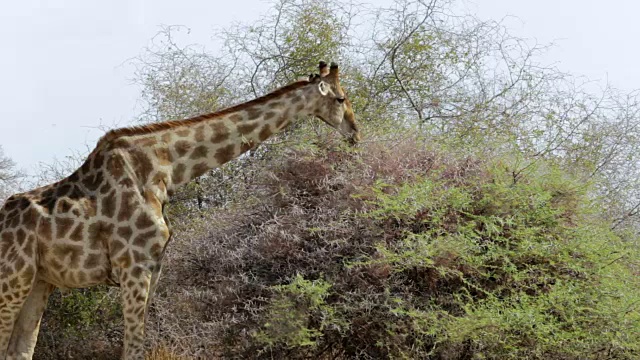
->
0, 60, 359, 360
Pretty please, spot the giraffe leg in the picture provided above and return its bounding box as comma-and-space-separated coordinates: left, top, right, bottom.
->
144, 264, 163, 326
6, 280, 55, 360
120, 262, 154, 360
144, 213, 171, 327
0, 295, 26, 360
0, 272, 36, 360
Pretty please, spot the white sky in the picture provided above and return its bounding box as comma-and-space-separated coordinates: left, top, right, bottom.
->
1, 0, 639, 176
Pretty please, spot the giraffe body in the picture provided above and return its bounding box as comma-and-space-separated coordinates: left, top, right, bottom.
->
0, 62, 358, 359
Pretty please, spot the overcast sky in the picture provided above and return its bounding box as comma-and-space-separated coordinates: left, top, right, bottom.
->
1, 0, 639, 177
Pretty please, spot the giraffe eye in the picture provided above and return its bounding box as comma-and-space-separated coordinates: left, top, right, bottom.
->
336, 97, 345, 104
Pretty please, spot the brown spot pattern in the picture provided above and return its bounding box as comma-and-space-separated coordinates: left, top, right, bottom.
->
214, 144, 235, 165
150, 243, 163, 260
69, 223, 84, 242
37, 217, 52, 241
1, 234, 14, 258
1, 231, 14, 244
259, 125, 272, 142
238, 122, 259, 135
76, 271, 88, 284
174, 141, 192, 157
110, 240, 125, 259
176, 129, 190, 137
79, 198, 97, 219
172, 163, 186, 184
106, 154, 125, 179
14, 256, 25, 271
119, 178, 134, 188
92, 151, 105, 169
21, 207, 39, 230
268, 101, 283, 109
101, 191, 117, 218
135, 212, 155, 229
56, 199, 73, 214
133, 230, 156, 247
210, 122, 230, 143
118, 191, 138, 222
110, 138, 130, 150
130, 150, 153, 184
81, 171, 103, 192
118, 226, 133, 240
80, 156, 92, 174
87, 221, 114, 250
84, 254, 102, 269
99, 184, 111, 195
56, 184, 73, 197
246, 107, 262, 120
155, 147, 173, 165
68, 185, 85, 200
55, 217, 75, 239
190, 145, 209, 159
288, 93, 302, 103
133, 137, 158, 147
133, 249, 148, 263
53, 244, 83, 268
194, 125, 206, 142
3, 197, 19, 211
191, 163, 209, 179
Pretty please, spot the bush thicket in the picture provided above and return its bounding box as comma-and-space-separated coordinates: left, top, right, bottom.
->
35, 137, 640, 359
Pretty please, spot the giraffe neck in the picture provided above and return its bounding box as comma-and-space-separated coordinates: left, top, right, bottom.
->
106, 85, 313, 193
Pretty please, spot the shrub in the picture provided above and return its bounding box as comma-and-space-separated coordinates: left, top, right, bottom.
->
137, 137, 640, 359
349, 158, 640, 359
36, 136, 640, 359
35, 286, 122, 360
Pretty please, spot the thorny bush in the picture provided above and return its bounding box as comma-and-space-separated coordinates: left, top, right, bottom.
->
38, 137, 640, 359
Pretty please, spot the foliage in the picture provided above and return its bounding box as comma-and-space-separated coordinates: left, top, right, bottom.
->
133, 25, 236, 124
220, 0, 353, 96
348, 156, 640, 358
256, 274, 346, 349
145, 346, 190, 360
35, 287, 122, 359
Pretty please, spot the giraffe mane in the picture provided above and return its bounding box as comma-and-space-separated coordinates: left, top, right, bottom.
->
97, 79, 311, 146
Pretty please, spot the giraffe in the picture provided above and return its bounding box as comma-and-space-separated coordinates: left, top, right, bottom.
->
0, 61, 359, 360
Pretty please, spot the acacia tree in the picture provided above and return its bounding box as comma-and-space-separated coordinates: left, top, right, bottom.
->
130, 0, 640, 227
130, 1, 358, 212
220, 0, 353, 96
134, 25, 237, 123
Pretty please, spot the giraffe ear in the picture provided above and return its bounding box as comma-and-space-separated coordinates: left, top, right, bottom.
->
318, 81, 330, 96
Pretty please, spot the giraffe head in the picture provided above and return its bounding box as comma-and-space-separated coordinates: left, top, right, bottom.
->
308, 61, 360, 144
